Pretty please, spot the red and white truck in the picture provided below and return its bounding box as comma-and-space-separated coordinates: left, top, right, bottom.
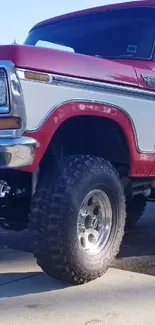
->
0, 0, 155, 284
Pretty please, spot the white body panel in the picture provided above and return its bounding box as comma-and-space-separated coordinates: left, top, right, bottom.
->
20, 78, 155, 153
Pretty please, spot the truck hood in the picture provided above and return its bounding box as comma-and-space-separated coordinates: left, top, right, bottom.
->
0, 45, 138, 87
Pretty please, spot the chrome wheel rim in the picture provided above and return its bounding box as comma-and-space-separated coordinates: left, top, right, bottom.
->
77, 189, 113, 255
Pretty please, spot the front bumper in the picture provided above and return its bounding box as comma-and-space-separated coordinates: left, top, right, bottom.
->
0, 136, 36, 168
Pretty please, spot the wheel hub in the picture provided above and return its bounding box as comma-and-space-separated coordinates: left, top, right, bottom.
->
77, 189, 112, 255
85, 215, 99, 229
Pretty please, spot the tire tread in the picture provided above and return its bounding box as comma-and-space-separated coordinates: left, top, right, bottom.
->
29, 155, 126, 284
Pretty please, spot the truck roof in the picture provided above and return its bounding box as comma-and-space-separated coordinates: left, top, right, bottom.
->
31, 0, 155, 31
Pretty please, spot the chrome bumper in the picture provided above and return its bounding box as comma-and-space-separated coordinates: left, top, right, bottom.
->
0, 136, 36, 168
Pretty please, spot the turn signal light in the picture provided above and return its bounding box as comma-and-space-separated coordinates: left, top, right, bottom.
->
24, 71, 50, 82
0, 117, 22, 129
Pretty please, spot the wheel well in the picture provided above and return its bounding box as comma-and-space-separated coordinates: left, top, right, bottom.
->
42, 115, 130, 176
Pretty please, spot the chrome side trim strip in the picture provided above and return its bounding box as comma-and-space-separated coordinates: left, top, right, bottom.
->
17, 68, 155, 101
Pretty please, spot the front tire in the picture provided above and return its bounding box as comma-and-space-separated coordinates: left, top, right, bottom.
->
29, 155, 126, 284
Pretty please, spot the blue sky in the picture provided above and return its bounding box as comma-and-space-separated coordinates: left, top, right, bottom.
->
0, 0, 126, 45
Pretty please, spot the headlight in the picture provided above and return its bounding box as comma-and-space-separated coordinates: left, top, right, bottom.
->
0, 78, 7, 106
0, 70, 9, 112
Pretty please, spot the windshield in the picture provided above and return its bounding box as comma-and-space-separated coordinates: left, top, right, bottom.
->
24, 6, 155, 60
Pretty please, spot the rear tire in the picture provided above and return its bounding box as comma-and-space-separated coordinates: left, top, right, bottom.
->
29, 155, 126, 284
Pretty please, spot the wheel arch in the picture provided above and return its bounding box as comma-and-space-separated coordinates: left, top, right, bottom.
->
22, 100, 154, 176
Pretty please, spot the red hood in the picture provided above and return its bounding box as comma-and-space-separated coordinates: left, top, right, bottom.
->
0, 45, 138, 87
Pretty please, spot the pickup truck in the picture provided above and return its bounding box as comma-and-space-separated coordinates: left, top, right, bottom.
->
0, 0, 155, 284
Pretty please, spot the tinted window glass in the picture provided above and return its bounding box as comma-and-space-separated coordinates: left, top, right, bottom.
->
24, 6, 155, 60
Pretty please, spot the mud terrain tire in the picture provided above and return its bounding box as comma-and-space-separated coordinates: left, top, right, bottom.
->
29, 155, 126, 284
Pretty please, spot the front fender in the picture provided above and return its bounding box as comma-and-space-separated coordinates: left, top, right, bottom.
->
21, 100, 155, 177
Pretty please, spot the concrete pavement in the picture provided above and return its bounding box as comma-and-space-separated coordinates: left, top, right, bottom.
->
1, 263, 155, 325
0, 202, 155, 325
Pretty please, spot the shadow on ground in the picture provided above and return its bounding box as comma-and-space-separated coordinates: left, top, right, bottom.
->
0, 272, 70, 298
1, 270, 155, 302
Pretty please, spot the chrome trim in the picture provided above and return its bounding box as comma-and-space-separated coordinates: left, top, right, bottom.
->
17, 67, 155, 101
52, 76, 155, 101
0, 136, 36, 168
0, 61, 27, 138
